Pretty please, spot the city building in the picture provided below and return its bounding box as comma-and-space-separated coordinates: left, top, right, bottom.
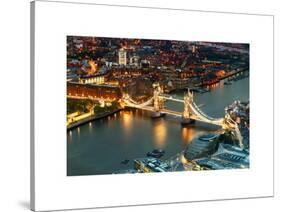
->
184, 134, 219, 161
78, 74, 105, 85
118, 48, 127, 65
67, 82, 122, 100
194, 143, 249, 170
108, 67, 152, 79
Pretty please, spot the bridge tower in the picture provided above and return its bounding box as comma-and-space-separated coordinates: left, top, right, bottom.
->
151, 83, 164, 118
181, 89, 195, 125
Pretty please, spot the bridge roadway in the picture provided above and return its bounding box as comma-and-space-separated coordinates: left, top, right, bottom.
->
124, 95, 224, 126
126, 104, 183, 118
68, 93, 223, 126
160, 95, 184, 103
125, 102, 224, 127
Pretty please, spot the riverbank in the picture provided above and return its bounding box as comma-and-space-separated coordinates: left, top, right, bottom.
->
198, 69, 249, 87
167, 70, 249, 94
67, 108, 121, 130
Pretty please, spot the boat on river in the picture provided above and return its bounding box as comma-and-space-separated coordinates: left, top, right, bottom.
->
147, 149, 165, 158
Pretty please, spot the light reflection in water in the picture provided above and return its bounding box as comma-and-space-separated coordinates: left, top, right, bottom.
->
106, 115, 113, 128
88, 122, 93, 134
181, 127, 196, 144
68, 130, 72, 143
121, 111, 133, 136
152, 119, 167, 148
76, 127, 81, 142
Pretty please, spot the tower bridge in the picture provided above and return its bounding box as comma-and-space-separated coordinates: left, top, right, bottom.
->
122, 83, 243, 148
67, 82, 243, 148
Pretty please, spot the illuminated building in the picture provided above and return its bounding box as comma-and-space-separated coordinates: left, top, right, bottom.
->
79, 74, 105, 85
118, 48, 127, 65
87, 60, 98, 75
109, 67, 151, 78
67, 82, 122, 100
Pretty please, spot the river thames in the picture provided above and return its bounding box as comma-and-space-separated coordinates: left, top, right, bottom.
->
67, 77, 249, 176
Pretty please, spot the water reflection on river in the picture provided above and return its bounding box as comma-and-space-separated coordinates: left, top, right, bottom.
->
67, 77, 249, 176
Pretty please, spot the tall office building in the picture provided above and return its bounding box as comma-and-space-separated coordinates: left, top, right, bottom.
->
118, 48, 127, 65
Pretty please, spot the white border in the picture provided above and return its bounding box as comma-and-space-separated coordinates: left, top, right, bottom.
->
31, 1, 274, 211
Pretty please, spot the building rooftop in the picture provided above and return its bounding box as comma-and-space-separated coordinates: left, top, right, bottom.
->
194, 143, 249, 170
